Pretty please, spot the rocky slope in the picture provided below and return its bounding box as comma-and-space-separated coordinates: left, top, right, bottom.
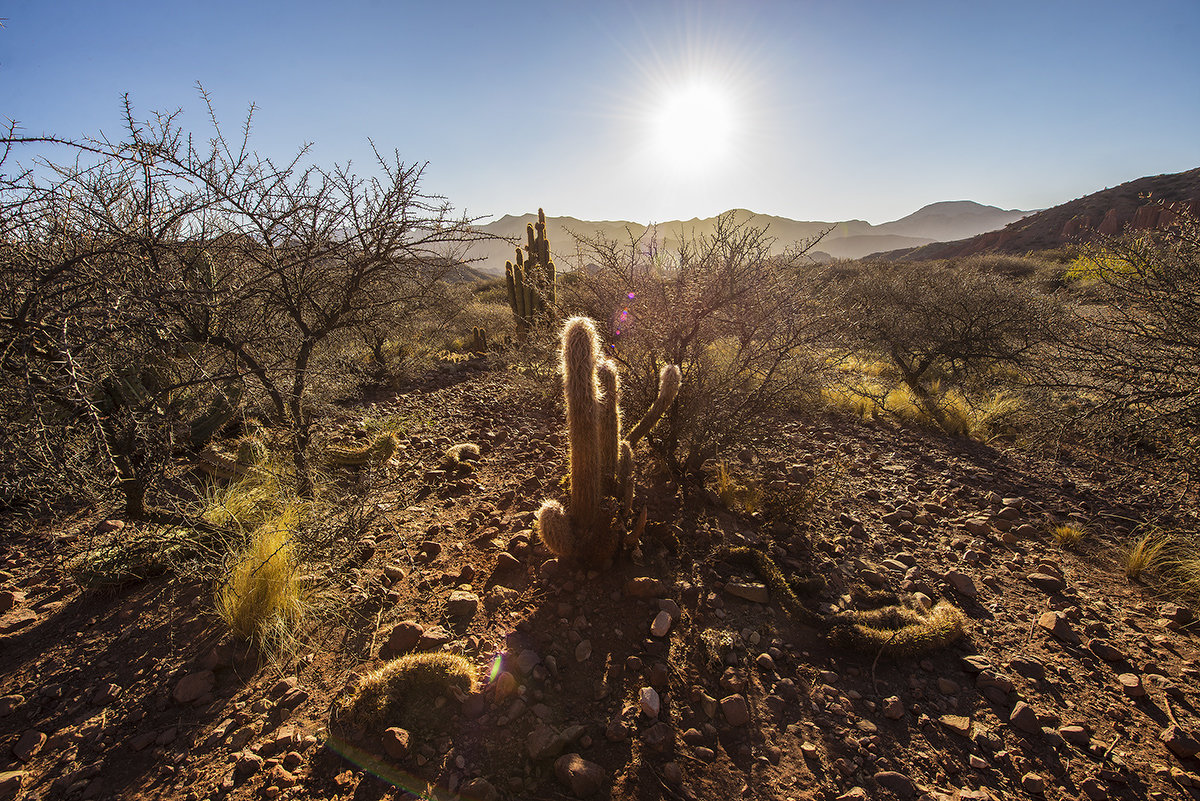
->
1, 367, 1198, 801
877, 168, 1200, 261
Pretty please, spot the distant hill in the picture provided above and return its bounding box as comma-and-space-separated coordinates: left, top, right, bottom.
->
465, 201, 1029, 274
875, 168, 1200, 261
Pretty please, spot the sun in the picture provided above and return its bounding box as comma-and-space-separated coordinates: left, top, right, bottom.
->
650, 82, 737, 170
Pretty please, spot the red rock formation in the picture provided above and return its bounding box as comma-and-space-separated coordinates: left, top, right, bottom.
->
1098, 208, 1122, 235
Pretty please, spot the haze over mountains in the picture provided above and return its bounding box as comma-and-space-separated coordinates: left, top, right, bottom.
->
469, 201, 1030, 274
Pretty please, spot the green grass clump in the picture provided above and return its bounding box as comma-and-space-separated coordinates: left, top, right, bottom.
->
215, 506, 308, 654
339, 652, 475, 732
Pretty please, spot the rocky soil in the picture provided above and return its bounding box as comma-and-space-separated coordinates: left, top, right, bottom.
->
2, 365, 1199, 801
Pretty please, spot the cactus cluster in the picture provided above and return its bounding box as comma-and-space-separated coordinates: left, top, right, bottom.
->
505, 208, 557, 333
470, 327, 488, 354
535, 317, 680, 566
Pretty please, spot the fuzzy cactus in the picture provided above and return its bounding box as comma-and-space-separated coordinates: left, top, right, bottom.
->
625, 364, 681, 447
535, 317, 680, 566
597, 359, 621, 488
325, 433, 399, 466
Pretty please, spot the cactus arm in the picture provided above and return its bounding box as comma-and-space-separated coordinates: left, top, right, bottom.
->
597, 359, 621, 487
625, 364, 681, 447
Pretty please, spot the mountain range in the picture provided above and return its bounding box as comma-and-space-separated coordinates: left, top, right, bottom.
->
467, 201, 1031, 274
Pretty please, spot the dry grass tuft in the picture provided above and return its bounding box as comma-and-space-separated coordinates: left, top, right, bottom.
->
1052, 523, 1085, 550
1126, 530, 1169, 580
215, 506, 308, 654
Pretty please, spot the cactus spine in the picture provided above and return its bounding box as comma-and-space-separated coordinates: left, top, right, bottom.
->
325, 433, 399, 466
504, 208, 556, 334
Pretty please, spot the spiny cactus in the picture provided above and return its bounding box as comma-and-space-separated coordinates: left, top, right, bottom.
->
235, 436, 269, 467
470, 326, 488, 354
325, 432, 399, 467
188, 383, 243, 448
626, 364, 681, 447
535, 317, 681, 566
504, 208, 556, 333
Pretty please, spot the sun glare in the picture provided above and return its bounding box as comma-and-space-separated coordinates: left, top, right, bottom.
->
651, 82, 737, 170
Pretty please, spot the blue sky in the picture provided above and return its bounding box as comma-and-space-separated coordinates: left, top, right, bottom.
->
3, 1, 1198, 224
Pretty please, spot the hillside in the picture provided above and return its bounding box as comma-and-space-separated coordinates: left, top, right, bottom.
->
467, 202, 1029, 272
876, 168, 1200, 261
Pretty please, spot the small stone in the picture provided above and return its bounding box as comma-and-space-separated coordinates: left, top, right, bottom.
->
755, 652, 776, 673
381, 620, 424, 656
1087, 639, 1125, 662
575, 639, 592, 662
640, 687, 660, 719
605, 719, 628, 741
0, 771, 26, 798
459, 778, 499, 801
873, 770, 918, 798
1027, 572, 1065, 593
0, 591, 23, 614
89, 683, 119, 705
528, 723, 564, 760
946, 571, 977, 598
1079, 776, 1108, 800
383, 727, 410, 759
883, 696, 905, 720
445, 590, 480, 618
624, 577, 664, 597
416, 624, 451, 650
650, 611, 672, 637
172, 671, 215, 704
1036, 611, 1079, 643
1059, 725, 1090, 745
516, 649, 541, 675
1118, 673, 1146, 698
1009, 701, 1041, 733
12, 730, 44, 762
836, 789, 869, 801
233, 752, 264, 783
1021, 772, 1046, 794
0, 696, 23, 717
662, 762, 682, 786
493, 670, 518, 701
1160, 724, 1200, 758
642, 721, 673, 752
725, 582, 769, 604
969, 754, 988, 769
940, 715, 972, 737
720, 694, 750, 726
937, 678, 960, 695
554, 753, 606, 798
1160, 602, 1193, 624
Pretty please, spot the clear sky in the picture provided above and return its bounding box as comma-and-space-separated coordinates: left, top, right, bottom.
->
3, 1, 1198, 225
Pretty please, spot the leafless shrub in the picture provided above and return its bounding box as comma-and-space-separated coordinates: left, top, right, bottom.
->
569, 214, 834, 473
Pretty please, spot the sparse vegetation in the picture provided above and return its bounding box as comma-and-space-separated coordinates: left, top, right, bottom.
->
1126, 530, 1169, 580
1052, 523, 1085, 549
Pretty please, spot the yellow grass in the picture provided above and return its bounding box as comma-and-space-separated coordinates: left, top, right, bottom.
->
215, 505, 307, 653
1052, 524, 1085, 550
1126, 531, 1168, 580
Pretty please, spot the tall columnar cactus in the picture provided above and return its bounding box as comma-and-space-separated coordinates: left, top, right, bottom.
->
504, 208, 556, 333
536, 317, 681, 566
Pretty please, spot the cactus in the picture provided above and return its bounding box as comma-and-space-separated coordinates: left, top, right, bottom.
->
325, 432, 399, 466
625, 364, 681, 447
470, 327, 488, 354
235, 436, 269, 467
504, 208, 556, 333
597, 359, 621, 489
534, 317, 681, 566
188, 383, 243, 448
